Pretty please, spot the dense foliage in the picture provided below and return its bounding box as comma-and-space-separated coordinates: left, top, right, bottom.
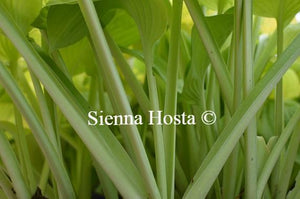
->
0, 0, 299, 198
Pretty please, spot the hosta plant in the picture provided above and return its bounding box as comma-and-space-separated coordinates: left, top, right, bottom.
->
0, 0, 300, 198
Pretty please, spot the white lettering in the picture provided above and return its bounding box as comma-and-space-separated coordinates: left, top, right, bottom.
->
149, 111, 162, 125
88, 111, 98, 126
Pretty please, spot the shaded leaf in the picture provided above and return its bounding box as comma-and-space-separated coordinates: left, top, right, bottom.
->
46, 0, 121, 51
47, 4, 88, 51
257, 100, 300, 140
32, 7, 49, 30
31, 187, 48, 199
287, 171, 300, 199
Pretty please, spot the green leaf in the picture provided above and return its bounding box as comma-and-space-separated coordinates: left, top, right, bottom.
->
122, 0, 168, 49
32, 7, 49, 30
104, 9, 140, 47
46, 1, 121, 51
0, 102, 14, 122
255, 23, 300, 82
258, 100, 300, 140
285, 23, 300, 75
269, 69, 300, 99
257, 136, 269, 176
182, 14, 233, 104
59, 37, 96, 76
0, 34, 19, 64
256, 136, 277, 176
0, 0, 42, 33
254, 0, 300, 22
120, 47, 168, 82
184, 0, 233, 111
47, 4, 88, 51
198, 0, 234, 13
254, 33, 277, 82
284, 23, 300, 48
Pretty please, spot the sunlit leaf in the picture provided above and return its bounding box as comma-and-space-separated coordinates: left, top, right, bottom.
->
104, 9, 140, 47
59, 37, 96, 76
0, 0, 42, 33
269, 69, 300, 99
254, 0, 300, 22
255, 23, 300, 82
121, 0, 168, 49
0, 94, 14, 122
198, 0, 233, 13
0, 34, 19, 65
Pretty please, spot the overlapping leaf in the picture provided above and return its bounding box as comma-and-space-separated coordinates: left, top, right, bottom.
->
287, 171, 300, 199
105, 10, 140, 47
0, 0, 41, 65
47, 4, 88, 51
41, 0, 141, 58
121, 0, 168, 49
257, 100, 300, 141
182, 14, 233, 104
44, 0, 123, 51
60, 37, 96, 76
198, 0, 233, 13
254, 0, 300, 22
0, 34, 19, 65
0, 0, 42, 33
